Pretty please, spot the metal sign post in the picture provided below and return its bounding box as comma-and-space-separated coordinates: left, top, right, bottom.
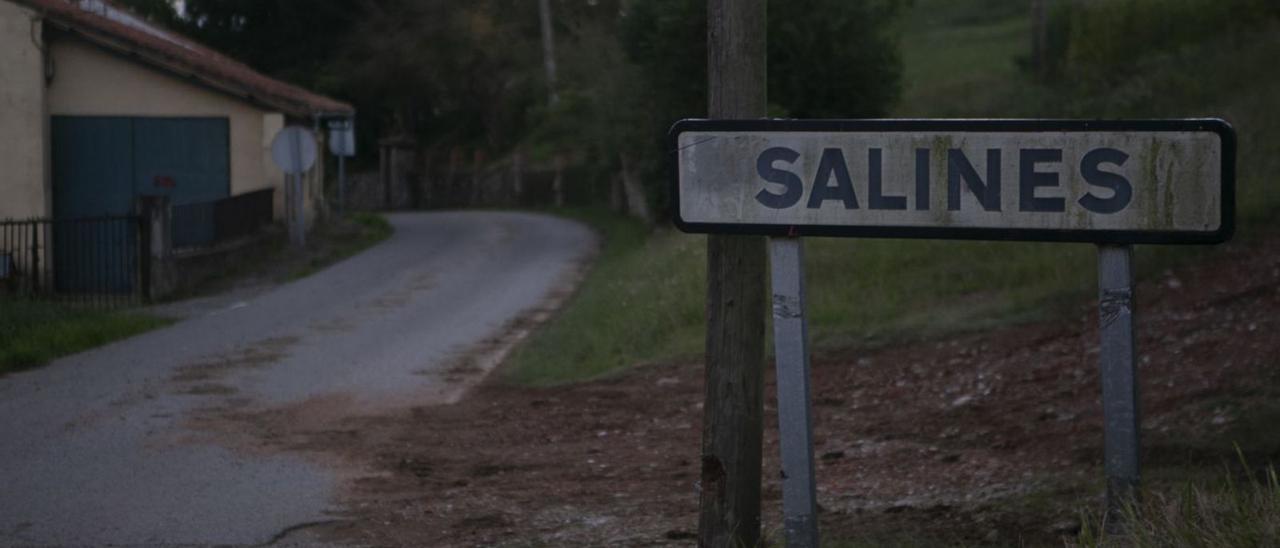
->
671, 118, 1234, 545
271, 126, 319, 249
328, 118, 356, 217
1097, 244, 1140, 519
769, 237, 820, 547
290, 129, 307, 247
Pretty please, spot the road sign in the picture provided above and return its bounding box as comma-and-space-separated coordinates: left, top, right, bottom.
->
674, 118, 1236, 545
270, 126, 318, 175
672, 119, 1234, 244
328, 124, 355, 157
270, 126, 316, 248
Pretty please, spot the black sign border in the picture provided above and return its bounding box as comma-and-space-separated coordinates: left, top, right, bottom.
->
669, 118, 1236, 244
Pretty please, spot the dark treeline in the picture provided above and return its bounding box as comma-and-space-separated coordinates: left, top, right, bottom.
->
120, 0, 905, 217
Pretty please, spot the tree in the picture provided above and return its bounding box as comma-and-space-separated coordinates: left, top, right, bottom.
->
621, 0, 903, 121
115, 0, 372, 107
593, 0, 905, 215
767, 0, 903, 118
114, 0, 180, 26
176, 0, 369, 93
337, 0, 540, 148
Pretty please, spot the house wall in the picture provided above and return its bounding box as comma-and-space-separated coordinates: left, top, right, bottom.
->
46, 35, 321, 223
262, 112, 286, 219
0, 0, 49, 221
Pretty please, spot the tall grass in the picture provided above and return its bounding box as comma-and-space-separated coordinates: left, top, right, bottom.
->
503, 209, 705, 385
1077, 458, 1280, 547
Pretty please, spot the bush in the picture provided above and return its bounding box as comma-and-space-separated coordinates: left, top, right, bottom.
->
616, 0, 904, 217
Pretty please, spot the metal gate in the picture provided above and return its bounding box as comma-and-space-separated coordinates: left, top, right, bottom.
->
1, 216, 145, 308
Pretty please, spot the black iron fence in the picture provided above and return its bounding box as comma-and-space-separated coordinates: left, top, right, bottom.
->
0, 216, 147, 308
172, 188, 274, 250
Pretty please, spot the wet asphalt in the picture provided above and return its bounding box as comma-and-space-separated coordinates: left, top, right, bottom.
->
0, 211, 596, 546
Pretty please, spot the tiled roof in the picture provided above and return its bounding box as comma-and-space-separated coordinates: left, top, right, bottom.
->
11, 0, 354, 118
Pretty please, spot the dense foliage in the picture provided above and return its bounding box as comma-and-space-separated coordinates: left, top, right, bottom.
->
117, 0, 904, 216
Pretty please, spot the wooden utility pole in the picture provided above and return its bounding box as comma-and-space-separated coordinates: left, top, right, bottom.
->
537, 0, 559, 105
700, 1, 768, 546
1031, 0, 1049, 81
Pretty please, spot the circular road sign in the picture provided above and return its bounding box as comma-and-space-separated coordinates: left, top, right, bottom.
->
271, 126, 318, 175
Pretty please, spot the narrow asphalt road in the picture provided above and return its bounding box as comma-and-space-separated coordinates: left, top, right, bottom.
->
0, 211, 596, 547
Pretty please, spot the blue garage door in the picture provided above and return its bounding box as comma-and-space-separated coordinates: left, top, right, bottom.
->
51, 116, 230, 292
134, 118, 231, 247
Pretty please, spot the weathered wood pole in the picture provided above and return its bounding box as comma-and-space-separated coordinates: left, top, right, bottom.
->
700, 0, 768, 546
537, 0, 559, 106
553, 152, 566, 207
1031, 0, 1049, 80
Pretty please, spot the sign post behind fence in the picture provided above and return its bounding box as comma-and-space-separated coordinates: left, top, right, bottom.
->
1097, 244, 1140, 518
769, 237, 820, 547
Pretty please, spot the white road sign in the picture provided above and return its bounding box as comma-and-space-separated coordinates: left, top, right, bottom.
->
271, 126, 318, 175
671, 119, 1234, 244
329, 127, 355, 157
328, 118, 356, 157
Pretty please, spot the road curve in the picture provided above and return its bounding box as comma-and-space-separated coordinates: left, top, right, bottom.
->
0, 211, 596, 546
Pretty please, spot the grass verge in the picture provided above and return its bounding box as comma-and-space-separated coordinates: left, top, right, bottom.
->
503, 208, 701, 386
289, 212, 394, 280
1078, 447, 1280, 547
505, 212, 1102, 386
0, 300, 172, 374
165, 211, 394, 300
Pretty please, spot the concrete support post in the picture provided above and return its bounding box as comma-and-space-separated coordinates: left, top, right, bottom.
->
137, 195, 175, 301
1097, 244, 1140, 523
770, 237, 820, 547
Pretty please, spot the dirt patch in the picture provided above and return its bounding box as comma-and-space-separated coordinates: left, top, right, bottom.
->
180, 383, 238, 396
181, 232, 1280, 546
169, 229, 600, 496
170, 336, 298, 384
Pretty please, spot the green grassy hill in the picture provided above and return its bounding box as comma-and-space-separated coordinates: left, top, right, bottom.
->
507, 0, 1280, 386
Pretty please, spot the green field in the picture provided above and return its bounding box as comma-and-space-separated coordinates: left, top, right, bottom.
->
506, 0, 1280, 386
896, 0, 1038, 117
